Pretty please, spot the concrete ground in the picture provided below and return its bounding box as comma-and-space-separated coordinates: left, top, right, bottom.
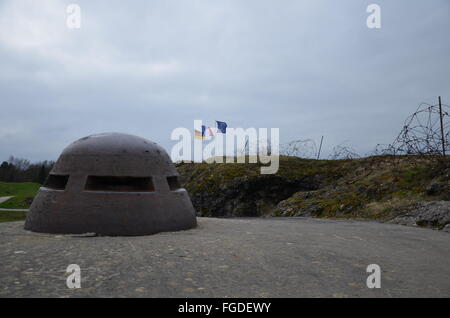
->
0, 217, 449, 298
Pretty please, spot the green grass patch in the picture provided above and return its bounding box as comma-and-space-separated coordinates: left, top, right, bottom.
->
0, 196, 33, 209
0, 182, 40, 197
0, 211, 27, 223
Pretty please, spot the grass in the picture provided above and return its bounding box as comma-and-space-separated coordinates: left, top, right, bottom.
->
0, 182, 40, 209
0, 211, 27, 223
0, 196, 33, 209
0, 182, 40, 197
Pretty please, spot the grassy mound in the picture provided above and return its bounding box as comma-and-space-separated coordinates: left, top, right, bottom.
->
177, 155, 354, 196
273, 156, 449, 220
177, 155, 449, 221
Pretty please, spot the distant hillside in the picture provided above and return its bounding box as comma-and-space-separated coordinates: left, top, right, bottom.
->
177, 156, 450, 230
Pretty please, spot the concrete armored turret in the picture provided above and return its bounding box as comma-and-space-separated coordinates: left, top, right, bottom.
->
24, 132, 197, 236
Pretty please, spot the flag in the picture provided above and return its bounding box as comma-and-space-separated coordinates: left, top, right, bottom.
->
194, 129, 204, 140
216, 121, 227, 133
195, 125, 213, 140
195, 123, 223, 139
205, 126, 216, 137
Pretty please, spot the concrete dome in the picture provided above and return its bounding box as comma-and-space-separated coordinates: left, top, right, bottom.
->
24, 133, 197, 236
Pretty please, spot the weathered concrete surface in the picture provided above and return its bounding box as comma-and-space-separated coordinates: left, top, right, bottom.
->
0, 217, 449, 298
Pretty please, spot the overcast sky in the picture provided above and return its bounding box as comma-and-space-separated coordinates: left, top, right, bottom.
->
0, 0, 449, 162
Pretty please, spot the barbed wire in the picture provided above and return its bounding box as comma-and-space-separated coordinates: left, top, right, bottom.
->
280, 139, 317, 158
281, 100, 449, 160
329, 142, 361, 160
371, 102, 449, 156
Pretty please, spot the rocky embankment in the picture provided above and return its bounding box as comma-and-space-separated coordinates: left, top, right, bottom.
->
184, 174, 319, 217
388, 201, 450, 231
177, 156, 450, 231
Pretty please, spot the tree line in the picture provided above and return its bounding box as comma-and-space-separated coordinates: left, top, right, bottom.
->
0, 156, 54, 184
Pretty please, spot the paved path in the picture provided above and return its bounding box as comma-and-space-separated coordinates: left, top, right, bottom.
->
0, 218, 449, 297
